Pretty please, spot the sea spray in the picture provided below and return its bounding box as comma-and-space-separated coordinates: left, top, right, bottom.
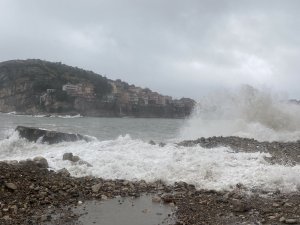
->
179, 85, 300, 142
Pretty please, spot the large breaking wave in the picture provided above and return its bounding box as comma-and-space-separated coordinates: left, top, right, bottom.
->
179, 85, 300, 142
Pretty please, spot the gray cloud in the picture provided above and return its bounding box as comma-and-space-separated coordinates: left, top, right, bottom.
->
1, 0, 300, 99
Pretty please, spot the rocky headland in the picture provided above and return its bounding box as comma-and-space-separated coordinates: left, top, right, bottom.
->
0, 59, 195, 118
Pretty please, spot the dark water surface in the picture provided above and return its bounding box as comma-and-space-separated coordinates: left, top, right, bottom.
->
0, 113, 184, 142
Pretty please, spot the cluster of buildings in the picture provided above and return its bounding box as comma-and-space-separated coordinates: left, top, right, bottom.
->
40, 79, 195, 110
102, 79, 195, 108
62, 83, 95, 101
39, 83, 96, 105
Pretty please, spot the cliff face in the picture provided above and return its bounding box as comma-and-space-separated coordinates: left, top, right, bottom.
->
0, 59, 112, 114
0, 77, 36, 113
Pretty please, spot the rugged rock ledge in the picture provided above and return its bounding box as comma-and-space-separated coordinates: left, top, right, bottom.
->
16, 126, 89, 144
0, 161, 299, 225
178, 136, 300, 165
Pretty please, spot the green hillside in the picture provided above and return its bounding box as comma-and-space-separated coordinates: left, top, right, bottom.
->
0, 59, 112, 97
0, 59, 112, 114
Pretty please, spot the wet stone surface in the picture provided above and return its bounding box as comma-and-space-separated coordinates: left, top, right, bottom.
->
0, 145, 300, 225
178, 136, 300, 165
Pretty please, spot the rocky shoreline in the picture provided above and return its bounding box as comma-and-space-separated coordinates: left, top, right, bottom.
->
178, 136, 300, 165
0, 160, 300, 225
1, 128, 300, 224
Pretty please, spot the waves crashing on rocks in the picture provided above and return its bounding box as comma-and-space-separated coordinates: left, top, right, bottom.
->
179, 85, 300, 142
1, 130, 300, 193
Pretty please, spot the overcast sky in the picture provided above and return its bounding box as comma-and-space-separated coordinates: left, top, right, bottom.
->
0, 0, 300, 99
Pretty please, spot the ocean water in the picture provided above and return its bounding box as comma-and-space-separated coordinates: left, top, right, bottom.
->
0, 87, 300, 193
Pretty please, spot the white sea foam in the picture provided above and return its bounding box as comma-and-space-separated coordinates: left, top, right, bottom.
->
179, 85, 300, 142
32, 114, 83, 118
1, 113, 83, 119
0, 132, 300, 193
55, 114, 83, 119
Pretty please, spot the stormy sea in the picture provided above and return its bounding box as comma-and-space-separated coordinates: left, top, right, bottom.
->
1, 87, 300, 193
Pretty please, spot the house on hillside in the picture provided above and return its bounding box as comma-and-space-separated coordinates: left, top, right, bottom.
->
138, 94, 149, 105
128, 85, 142, 94
62, 83, 95, 101
62, 84, 79, 96
129, 93, 139, 105
102, 94, 115, 103
148, 92, 159, 105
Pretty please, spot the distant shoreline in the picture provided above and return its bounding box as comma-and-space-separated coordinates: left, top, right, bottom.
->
0, 111, 188, 119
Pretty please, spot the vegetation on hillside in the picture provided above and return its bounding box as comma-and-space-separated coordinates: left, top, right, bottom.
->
0, 59, 112, 98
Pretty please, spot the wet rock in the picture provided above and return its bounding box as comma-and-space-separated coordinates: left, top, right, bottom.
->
169, 202, 175, 207
40, 214, 51, 222
122, 180, 129, 186
152, 196, 162, 203
149, 140, 156, 145
33, 156, 49, 168
280, 217, 286, 222
5, 182, 17, 190
63, 153, 73, 161
5, 160, 19, 165
159, 142, 166, 147
139, 181, 148, 189
91, 183, 102, 193
18, 159, 32, 166
285, 219, 298, 224
231, 199, 250, 212
10, 205, 18, 214
16, 126, 89, 144
78, 160, 93, 167
57, 168, 70, 177
2, 215, 10, 220
72, 156, 80, 162
284, 202, 293, 207
161, 193, 175, 203
101, 195, 108, 200
63, 153, 82, 163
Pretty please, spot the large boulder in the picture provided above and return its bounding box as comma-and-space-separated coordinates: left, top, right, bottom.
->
63, 153, 80, 162
16, 126, 89, 144
33, 156, 49, 168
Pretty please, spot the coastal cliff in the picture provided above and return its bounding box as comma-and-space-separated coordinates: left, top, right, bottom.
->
0, 59, 195, 118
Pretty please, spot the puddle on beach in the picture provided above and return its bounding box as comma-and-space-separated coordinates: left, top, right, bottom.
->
73, 195, 176, 225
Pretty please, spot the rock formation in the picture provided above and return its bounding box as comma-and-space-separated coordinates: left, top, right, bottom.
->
16, 126, 89, 144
